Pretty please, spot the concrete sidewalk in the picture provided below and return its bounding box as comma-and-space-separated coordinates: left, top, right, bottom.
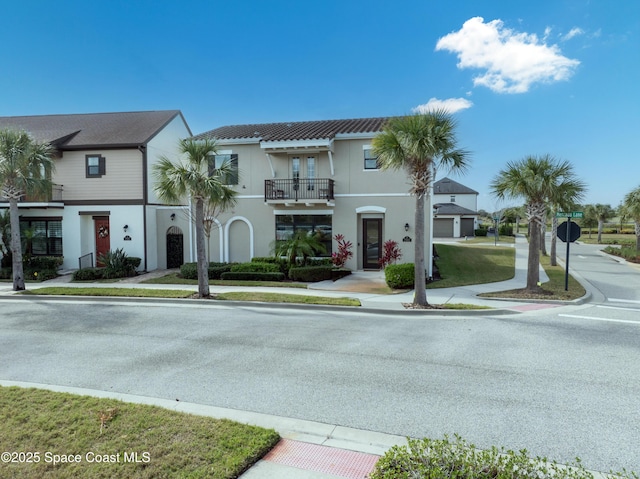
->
2, 235, 563, 314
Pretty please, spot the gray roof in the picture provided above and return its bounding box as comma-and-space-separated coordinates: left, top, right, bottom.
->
193, 117, 389, 142
433, 177, 478, 195
434, 203, 479, 216
0, 110, 189, 149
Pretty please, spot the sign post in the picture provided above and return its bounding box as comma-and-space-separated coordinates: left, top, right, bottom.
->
556, 211, 583, 291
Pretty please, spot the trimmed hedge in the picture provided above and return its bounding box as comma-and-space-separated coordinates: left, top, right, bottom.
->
73, 268, 104, 281
288, 265, 333, 282
231, 262, 281, 273
474, 228, 488, 236
220, 272, 284, 281
385, 263, 415, 289
24, 256, 64, 271
0, 267, 11, 279
179, 262, 232, 280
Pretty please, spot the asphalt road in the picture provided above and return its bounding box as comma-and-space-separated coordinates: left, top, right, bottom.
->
1, 293, 639, 473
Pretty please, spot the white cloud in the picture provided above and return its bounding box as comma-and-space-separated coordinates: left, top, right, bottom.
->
412, 97, 473, 114
435, 17, 580, 94
562, 27, 584, 41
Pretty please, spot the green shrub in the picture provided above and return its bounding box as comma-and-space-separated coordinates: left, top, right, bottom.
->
73, 268, 104, 281
180, 262, 198, 279
385, 263, 415, 289
474, 228, 488, 236
288, 265, 333, 282
209, 263, 234, 279
231, 262, 281, 273
126, 257, 142, 269
25, 269, 58, 281
499, 224, 513, 236
603, 246, 640, 263
251, 256, 278, 263
0, 267, 12, 279
24, 256, 64, 271
371, 435, 637, 479
220, 272, 284, 281
98, 248, 137, 279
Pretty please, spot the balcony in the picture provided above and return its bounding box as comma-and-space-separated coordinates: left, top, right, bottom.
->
1, 184, 64, 206
265, 178, 334, 205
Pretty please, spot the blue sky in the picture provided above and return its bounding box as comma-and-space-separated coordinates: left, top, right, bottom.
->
2, 0, 638, 211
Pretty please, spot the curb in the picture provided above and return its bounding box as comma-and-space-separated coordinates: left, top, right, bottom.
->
0, 293, 519, 316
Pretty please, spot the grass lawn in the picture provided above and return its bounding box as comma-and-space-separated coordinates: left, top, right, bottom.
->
21, 287, 195, 298
428, 244, 515, 289
0, 386, 279, 479
216, 291, 360, 307
480, 254, 586, 301
579, 232, 635, 246
141, 273, 308, 289
448, 235, 515, 245
20, 287, 360, 307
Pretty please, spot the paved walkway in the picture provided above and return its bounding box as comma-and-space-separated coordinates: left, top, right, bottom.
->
0, 235, 592, 479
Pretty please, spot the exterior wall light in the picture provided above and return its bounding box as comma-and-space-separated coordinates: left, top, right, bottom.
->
170, 213, 176, 221
404, 223, 410, 232
123, 225, 129, 232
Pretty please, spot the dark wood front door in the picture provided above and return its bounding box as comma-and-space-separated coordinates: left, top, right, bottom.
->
94, 217, 110, 267
363, 218, 382, 269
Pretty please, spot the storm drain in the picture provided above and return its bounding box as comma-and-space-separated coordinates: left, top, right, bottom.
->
263, 438, 380, 479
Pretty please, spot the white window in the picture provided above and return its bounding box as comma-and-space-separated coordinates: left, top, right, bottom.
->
363, 147, 378, 170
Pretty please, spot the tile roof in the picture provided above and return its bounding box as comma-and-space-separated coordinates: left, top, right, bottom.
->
434, 202, 479, 216
433, 177, 478, 195
193, 117, 389, 142
0, 110, 188, 148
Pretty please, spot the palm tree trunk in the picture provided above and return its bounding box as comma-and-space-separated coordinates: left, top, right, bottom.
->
597, 219, 603, 244
413, 193, 428, 306
540, 214, 547, 256
9, 198, 25, 291
635, 221, 640, 251
550, 216, 558, 266
527, 219, 542, 292
194, 198, 210, 297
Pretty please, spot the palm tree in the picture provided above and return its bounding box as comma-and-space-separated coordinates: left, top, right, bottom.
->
272, 230, 327, 267
589, 204, 616, 244
491, 155, 585, 292
372, 111, 469, 306
0, 129, 54, 291
153, 138, 237, 297
622, 186, 640, 251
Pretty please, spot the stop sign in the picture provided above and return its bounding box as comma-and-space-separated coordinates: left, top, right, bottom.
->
557, 221, 581, 242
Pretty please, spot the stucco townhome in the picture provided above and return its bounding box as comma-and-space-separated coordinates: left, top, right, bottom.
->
192, 117, 435, 272
432, 177, 479, 238
0, 110, 192, 272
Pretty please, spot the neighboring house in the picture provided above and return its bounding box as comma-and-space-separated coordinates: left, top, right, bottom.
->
192, 117, 434, 272
0, 111, 192, 272
432, 177, 479, 237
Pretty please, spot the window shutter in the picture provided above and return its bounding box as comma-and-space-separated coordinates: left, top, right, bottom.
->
208, 155, 215, 177
230, 154, 239, 185
99, 156, 106, 175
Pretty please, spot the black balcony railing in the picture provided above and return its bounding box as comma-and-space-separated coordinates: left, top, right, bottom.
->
265, 178, 334, 202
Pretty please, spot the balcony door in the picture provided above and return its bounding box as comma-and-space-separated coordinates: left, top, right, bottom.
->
363, 218, 382, 269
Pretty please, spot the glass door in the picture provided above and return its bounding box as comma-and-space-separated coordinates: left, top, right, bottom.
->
363, 218, 382, 269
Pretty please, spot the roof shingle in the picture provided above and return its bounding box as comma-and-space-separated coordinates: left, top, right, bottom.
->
434, 177, 478, 195
0, 110, 188, 148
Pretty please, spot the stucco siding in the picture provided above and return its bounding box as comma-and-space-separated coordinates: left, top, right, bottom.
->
146, 115, 192, 204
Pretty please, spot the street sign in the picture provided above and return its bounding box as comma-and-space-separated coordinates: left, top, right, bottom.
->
556, 211, 584, 218
557, 221, 581, 242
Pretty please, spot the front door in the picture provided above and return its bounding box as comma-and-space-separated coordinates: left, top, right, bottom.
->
363, 218, 382, 269
166, 226, 184, 269
94, 217, 110, 266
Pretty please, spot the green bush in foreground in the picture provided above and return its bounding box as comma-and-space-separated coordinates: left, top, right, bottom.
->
371, 435, 637, 479
385, 263, 415, 289
220, 271, 285, 281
